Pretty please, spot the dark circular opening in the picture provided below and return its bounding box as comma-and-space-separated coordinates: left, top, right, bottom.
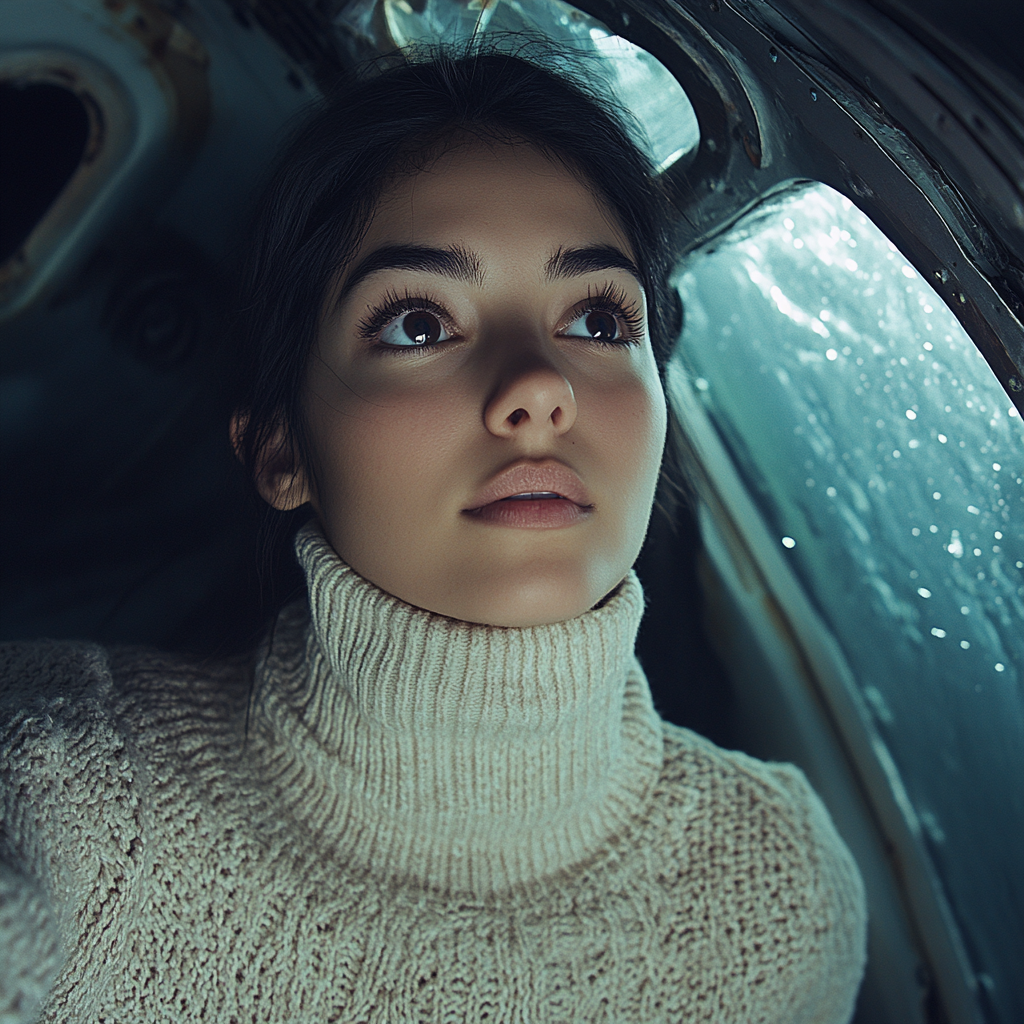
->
0, 80, 91, 264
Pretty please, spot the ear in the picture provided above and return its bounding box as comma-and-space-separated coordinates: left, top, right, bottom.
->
230, 412, 312, 511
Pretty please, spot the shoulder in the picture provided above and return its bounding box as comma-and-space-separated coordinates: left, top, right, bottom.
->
0, 641, 144, 901
0, 638, 112, 707
648, 721, 868, 1018
1, 635, 255, 724
0, 637, 252, 835
0, 637, 251, 732
1, 638, 254, 895
0, 638, 157, 790
0, 639, 122, 776
656, 720, 865, 903
659, 722, 829, 830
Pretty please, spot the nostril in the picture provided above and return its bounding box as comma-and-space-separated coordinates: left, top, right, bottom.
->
508, 408, 526, 426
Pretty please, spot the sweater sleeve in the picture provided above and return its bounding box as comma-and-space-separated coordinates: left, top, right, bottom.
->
1, 645, 64, 1022
767, 761, 868, 1024
0, 641, 142, 1024
0, 857, 60, 1024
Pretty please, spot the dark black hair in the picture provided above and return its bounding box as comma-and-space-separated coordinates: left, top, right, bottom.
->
232, 38, 692, 592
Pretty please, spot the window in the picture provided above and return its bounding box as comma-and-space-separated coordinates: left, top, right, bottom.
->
335, 0, 700, 172
671, 180, 1023, 1023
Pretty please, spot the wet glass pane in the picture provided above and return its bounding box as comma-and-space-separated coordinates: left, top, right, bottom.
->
672, 181, 1024, 1024
336, 0, 699, 172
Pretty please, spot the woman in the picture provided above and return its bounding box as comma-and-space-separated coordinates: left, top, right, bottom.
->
1, 44, 867, 1022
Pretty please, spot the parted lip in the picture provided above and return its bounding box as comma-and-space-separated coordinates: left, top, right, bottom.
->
463, 459, 593, 511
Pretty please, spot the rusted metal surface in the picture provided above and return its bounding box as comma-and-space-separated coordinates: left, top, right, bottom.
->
102, 0, 211, 156
0, 52, 123, 307
0, 0, 212, 318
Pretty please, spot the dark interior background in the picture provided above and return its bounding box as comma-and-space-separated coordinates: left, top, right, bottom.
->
871, 0, 1024, 91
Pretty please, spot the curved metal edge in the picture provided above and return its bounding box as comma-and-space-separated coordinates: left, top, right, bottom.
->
603, 0, 1024, 414
0, 0, 213, 322
666, 358, 987, 1024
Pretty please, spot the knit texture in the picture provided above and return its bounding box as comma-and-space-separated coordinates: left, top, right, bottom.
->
1, 523, 867, 1023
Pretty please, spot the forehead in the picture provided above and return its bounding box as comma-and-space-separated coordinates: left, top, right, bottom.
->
362, 137, 635, 264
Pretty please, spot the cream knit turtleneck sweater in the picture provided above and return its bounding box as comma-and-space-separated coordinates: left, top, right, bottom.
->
1, 523, 867, 1023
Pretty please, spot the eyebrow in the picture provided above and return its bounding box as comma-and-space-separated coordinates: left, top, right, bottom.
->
334, 242, 642, 307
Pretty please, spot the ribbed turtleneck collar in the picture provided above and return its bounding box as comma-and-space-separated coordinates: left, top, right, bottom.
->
249, 522, 664, 898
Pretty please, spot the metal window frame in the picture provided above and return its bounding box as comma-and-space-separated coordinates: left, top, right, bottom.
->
572, 0, 1024, 416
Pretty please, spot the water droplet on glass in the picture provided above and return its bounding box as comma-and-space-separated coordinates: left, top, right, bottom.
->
961, 640, 970, 649
931, 627, 946, 638
810, 89, 818, 101
918, 587, 932, 598
995, 664, 1005, 672
782, 536, 796, 548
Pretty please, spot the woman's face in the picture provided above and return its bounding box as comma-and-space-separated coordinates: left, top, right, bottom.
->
267, 138, 667, 626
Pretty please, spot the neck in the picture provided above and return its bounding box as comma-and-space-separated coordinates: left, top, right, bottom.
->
249, 523, 664, 897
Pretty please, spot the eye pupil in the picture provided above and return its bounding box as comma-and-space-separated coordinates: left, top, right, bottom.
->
404, 312, 441, 345
585, 310, 618, 340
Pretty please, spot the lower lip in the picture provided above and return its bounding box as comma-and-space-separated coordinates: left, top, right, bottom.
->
464, 498, 591, 528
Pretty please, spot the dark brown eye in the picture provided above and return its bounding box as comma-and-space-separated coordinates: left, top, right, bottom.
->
585, 310, 619, 340
404, 312, 441, 345
379, 309, 450, 347
563, 308, 622, 342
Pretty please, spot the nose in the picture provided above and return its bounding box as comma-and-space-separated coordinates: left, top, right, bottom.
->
483, 361, 578, 439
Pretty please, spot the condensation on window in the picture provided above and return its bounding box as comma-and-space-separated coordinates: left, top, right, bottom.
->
673, 181, 1023, 1024
335, 0, 699, 173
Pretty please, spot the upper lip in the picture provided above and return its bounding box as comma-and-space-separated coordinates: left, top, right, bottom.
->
464, 459, 593, 511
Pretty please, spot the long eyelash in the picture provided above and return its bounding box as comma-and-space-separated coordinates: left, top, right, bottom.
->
354, 281, 646, 352
572, 281, 646, 346
355, 287, 454, 348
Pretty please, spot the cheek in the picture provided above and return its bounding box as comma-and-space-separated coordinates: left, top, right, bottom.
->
616, 373, 667, 558
309, 373, 466, 520
593, 371, 667, 490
